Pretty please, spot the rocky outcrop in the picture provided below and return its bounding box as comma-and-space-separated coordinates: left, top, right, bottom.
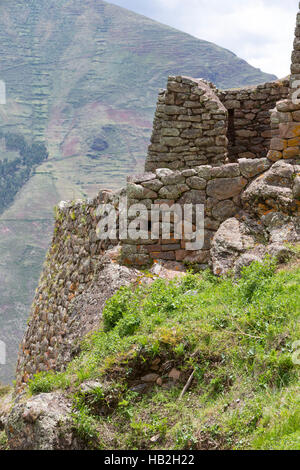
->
16, 246, 139, 392
55, 256, 139, 369
211, 159, 300, 276
242, 160, 300, 215
0, 389, 12, 432
5, 392, 82, 450
212, 211, 299, 280
211, 214, 300, 277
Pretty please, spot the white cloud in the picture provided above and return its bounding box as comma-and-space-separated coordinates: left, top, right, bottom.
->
110, 0, 299, 78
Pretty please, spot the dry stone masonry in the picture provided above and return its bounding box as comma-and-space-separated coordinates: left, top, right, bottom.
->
218, 79, 289, 161
290, 8, 300, 90
15, 4, 300, 390
146, 77, 228, 171
121, 161, 271, 268
145, 76, 289, 172
16, 190, 121, 387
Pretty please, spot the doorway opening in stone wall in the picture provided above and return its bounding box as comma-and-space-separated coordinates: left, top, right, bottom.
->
227, 108, 236, 161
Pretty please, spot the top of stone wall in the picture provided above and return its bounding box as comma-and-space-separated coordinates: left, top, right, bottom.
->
145, 75, 229, 172
221, 77, 289, 94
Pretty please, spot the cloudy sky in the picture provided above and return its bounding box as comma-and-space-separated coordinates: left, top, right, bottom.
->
109, 0, 299, 78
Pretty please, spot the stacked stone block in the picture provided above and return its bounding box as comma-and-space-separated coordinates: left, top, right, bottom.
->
16, 189, 120, 388
121, 159, 271, 268
267, 3, 300, 163
268, 100, 300, 162
290, 3, 300, 91
219, 79, 289, 161
145, 76, 228, 172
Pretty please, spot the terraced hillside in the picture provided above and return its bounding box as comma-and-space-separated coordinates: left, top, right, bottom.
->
0, 0, 276, 383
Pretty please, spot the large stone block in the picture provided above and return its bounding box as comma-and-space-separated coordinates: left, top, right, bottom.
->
142, 179, 164, 192
212, 200, 238, 221
158, 184, 189, 199
283, 147, 300, 159
127, 183, 157, 200
186, 176, 207, 190
210, 164, 240, 178
161, 137, 187, 147
181, 128, 203, 138
270, 138, 287, 151
128, 173, 156, 184
167, 81, 191, 93
164, 105, 187, 115
267, 150, 283, 162
161, 128, 180, 137
279, 123, 300, 138
178, 189, 206, 205
207, 177, 247, 200
238, 158, 271, 178
156, 169, 185, 185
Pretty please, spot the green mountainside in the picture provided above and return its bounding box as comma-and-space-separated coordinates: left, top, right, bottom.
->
0, 0, 276, 384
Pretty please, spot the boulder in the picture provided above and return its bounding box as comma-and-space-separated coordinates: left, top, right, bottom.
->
242, 161, 299, 215
5, 392, 83, 450
211, 211, 300, 276
0, 389, 12, 431
210, 218, 257, 275
294, 176, 300, 199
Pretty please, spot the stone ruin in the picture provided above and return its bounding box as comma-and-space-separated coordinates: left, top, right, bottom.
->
15, 5, 300, 388
120, 74, 292, 269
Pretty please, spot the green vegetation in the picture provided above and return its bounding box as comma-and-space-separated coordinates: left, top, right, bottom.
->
0, 130, 48, 214
0, 384, 11, 451
29, 259, 300, 450
0, 432, 8, 451
0, 383, 11, 398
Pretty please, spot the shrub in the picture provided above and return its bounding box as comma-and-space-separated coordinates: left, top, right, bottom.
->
238, 256, 276, 304
117, 314, 141, 338
103, 286, 137, 331
29, 371, 70, 394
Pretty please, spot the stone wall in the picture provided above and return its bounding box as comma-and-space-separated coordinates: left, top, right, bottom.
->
219, 79, 289, 161
145, 76, 228, 172
268, 98, 300, 161
121, 158, 271, 268
15, 3, 300, 392
145, 75, 289, 171
267, 3, 300, 164
290, 8, 300, 90
15, 189, 121, 388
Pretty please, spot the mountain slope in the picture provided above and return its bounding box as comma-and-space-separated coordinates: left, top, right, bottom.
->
0, 0, 276, 383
